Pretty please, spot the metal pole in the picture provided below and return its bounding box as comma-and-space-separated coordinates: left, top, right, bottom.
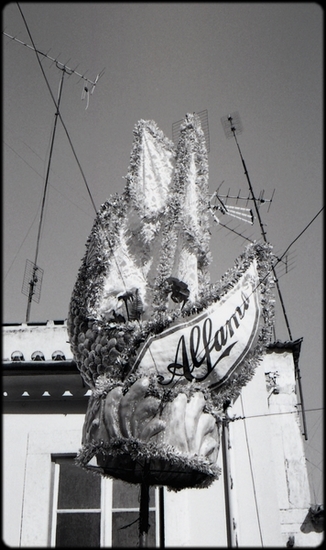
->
25, 69, 65, 323
296, 363, 308, 440
159, 487, 165, 548
231, 123, 294, 342
222, 416, 239, 547
232, 130, 267, 241
231, 119, 309, 438
139, 460, 150, 547
25, 265, 38, 323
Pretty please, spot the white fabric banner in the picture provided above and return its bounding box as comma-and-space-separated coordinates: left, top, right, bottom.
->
134, 260, 261, 389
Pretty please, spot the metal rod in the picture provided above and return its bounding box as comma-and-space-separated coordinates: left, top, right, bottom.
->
232, 128, 267, 241
25, 69, 65, 322
3, 31, 98, 86
229, 119, 293, 341
228, 116, 308, 439
293, 338, 308, 440
159, 487, 165, 548
139, 460, 151, 547
222, 417, 239, 547
25, 265, 38, 323
296, 364, 308, 440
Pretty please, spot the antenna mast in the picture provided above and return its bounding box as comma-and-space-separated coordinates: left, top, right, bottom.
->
221, 113, 268, 241
5, 21, 104, 321
221, 112, 293, 338
24, 67, 65, 322
221, 112, 308, 439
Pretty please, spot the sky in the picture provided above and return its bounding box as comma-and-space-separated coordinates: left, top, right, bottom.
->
3, 3, 323, 504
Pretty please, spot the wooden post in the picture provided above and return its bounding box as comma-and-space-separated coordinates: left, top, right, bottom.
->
139, 460, 150, 547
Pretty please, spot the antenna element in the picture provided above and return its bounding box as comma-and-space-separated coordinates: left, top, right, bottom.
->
173, 110, 210, 152
22, 260, 44, 322
3, 31, 105, 100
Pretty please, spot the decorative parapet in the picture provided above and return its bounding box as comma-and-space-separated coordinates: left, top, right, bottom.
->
2, 319, 73, 363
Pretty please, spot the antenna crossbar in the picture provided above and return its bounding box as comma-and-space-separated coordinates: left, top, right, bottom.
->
172, 109, 210, 152
216, 190, 275, 205
3, 31, 105, 89
208, 190, 254, 225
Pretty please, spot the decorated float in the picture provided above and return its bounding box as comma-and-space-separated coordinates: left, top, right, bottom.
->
68, 113, 275, 492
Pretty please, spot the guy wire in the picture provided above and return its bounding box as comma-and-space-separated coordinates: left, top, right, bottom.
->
25, 68, 65, 323
17, 2, 128, 293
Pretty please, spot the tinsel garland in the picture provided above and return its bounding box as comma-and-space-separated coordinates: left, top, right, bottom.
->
109, 240, 275, 414
152, 113, 211, 307
125, 118, 176, 220
69, 219, 275, 404
68, 193, 131, 387
68, 115, 276, 491
76, 436, 221, 491
68, 115, 213, 389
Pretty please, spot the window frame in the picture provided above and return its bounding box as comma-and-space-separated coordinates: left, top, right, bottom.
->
50, 454, 162, 547
111, 479, 160, 547
50, 454, 112, 547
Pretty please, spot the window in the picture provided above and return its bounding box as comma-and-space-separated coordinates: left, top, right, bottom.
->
51, 455, 102, 547
112, 479, 157, 547
51, 455, 163, 547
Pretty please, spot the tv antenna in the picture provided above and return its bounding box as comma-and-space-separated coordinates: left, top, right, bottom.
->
2, 31, 105, 108
221, 112, 270, 241
208, 186, 254, 226
220, 111, 293, 335
22, 260, 44, 322
214, 186, 275, 211
172, 109, 210, 152
221, 111, 307, 439
21, 64, 66, 322
7, 31, 103, 321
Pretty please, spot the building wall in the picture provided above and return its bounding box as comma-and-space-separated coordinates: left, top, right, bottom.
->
263, 350, 322, 547
3, 320, 73, 362
2, 322, 323, 547
229, 363, 284, 546
3, 414, 83, 547
3, 411, 228, 548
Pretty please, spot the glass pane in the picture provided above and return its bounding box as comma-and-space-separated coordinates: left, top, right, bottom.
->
57, 463, 101, 509
112, 511, 156, 547
112, 479, 155, 509
56, 512, 100, 547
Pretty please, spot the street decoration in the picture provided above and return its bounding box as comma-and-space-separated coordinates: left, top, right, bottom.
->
68, 114, 275, 490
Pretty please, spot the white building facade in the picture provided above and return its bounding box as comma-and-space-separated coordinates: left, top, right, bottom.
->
3, 320, 323, 547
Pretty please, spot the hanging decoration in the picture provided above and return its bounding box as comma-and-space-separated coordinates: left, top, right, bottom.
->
68, 114, 275, 490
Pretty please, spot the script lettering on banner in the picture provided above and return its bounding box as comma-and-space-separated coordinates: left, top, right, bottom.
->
133, 260, 261, 390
